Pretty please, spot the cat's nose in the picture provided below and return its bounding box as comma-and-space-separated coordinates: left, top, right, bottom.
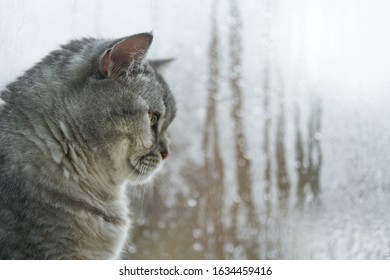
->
161, 150, 169, 160
159, 135, 170, 160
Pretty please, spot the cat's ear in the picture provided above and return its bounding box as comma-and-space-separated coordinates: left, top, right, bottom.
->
100, 32, 153, 77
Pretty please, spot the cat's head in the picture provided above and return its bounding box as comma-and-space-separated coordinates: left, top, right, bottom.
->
47, 33, 176, 185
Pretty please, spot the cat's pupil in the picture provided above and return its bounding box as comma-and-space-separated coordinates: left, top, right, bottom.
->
149, 112, 160, 126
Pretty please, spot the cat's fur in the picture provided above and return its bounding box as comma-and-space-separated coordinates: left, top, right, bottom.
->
0, 33, 176, 259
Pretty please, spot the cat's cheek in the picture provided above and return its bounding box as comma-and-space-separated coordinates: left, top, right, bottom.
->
138, 128, 154, 150
102, 138, 135, 183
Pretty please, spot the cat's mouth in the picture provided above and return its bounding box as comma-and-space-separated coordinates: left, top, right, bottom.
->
128, 153, 162, 184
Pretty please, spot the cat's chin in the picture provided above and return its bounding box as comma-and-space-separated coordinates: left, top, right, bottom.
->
127, 161, 164, 185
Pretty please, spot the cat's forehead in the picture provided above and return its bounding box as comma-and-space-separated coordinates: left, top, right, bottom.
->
127, 71, 168, 114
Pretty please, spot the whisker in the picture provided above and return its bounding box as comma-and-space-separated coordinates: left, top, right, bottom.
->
134, 164, 144, 185
128, 162, 142, 195
140, 186, 146, 217
129, 162, 140, 178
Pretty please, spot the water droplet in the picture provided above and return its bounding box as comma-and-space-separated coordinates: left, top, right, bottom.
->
193, 242, 203, 252
187, 198, 197, 207
192, 228, 202, 239
127, 244, 137, 254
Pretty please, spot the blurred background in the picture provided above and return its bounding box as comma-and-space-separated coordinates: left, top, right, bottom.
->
1, 0, 390, 259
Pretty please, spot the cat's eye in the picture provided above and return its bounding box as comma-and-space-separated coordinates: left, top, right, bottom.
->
149, 112, 160, 127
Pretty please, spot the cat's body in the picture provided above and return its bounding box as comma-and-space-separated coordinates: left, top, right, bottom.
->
0, 33, 176, 259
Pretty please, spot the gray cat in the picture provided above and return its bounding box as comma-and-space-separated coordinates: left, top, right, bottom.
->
0, 32, 176, 259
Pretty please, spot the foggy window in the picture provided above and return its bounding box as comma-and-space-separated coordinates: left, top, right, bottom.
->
1, 0, 389, 259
